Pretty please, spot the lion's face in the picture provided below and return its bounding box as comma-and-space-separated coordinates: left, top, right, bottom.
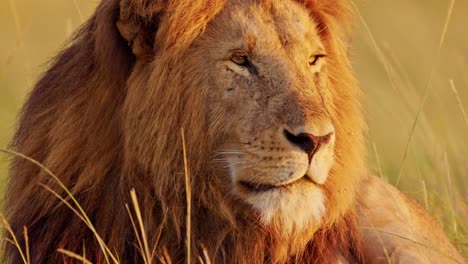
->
186, 0, 336, 233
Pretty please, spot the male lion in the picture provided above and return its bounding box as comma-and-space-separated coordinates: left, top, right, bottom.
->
3, 0, 465, 263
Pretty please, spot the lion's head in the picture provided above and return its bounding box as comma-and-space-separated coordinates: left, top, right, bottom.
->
201, 0, 336, 232
5, 0, 365, 263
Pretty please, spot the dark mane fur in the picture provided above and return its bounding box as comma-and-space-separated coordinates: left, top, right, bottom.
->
5, 1, 135, 262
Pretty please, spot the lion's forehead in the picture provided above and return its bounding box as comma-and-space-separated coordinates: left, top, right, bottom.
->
207, 0, 322, 55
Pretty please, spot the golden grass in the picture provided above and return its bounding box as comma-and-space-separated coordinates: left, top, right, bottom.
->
181, 129, 192, 264
0, 213, 28, 263
126, 190, 152, 264
449, 79, 468, 128
0, 148, 120, 264
0, 0, 467, 261
0, 139, 463, 263
393, 0, 455, 187
57, 249, 92, 264
0, 130, 196, 263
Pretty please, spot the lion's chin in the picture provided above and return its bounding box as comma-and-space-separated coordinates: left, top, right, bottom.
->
237, 179, 326, 235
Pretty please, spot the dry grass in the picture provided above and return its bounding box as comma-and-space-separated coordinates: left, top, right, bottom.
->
0, 149, 120, 263
0, 129, 201, 264
181, 129, 192, 264
0, 0, 466, 261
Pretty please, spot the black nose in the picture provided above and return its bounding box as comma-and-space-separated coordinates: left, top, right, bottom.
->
284, 130, 314, 154
283, 129, 333, 157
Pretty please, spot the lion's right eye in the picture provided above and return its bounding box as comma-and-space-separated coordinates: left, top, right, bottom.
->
231, 54, 249, 67
228, 52, 258, 75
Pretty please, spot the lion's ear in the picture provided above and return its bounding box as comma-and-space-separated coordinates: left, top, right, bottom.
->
116, 0, 164, 58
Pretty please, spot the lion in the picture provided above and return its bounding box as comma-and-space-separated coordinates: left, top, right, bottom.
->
3, 0, 464, 263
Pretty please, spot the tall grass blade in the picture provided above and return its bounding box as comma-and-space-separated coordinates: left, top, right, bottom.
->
151, 208, 168, 260
0, 213, 29, 264
23, 227, 30, 264
449, 79, 468, 129
125, 203, 146, 260
395, 0, 456, 187
130, 189, 153, 264
72, 0, 84, 22
57, 249, 92, 264
181, 129, 191, 264
0, 148, 119, 264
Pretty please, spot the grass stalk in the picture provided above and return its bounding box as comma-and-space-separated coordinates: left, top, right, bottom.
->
0, 148, 119, 264
448, 79, 468, 129
0, 213, 28, 264
72, 0, 84, 22
181, 129, 192, 264
23, 227, 30, 264
129, 189, 152, 264
57, 249, 92, 264
395, 0, 456, 187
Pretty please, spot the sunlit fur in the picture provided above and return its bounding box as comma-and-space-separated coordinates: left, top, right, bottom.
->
4, 0, 365, 263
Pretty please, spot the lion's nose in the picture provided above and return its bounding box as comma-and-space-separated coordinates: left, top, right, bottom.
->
283, 129, 334, 158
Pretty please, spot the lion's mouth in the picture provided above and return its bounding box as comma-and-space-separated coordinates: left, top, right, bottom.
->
239, 176, 313, 192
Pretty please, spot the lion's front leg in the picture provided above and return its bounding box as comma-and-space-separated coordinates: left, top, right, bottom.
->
356, 175, 465, 264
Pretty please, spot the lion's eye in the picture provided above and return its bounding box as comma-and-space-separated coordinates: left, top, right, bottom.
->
231, 54, 249, 66
309, 54, 326, 66
228, 51, 258, 75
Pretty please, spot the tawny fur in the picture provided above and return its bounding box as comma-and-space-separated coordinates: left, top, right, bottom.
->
358, 176, 465, 263
3, 0, 463, 263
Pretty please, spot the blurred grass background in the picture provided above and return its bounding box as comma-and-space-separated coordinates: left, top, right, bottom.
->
0, 0, 466, 258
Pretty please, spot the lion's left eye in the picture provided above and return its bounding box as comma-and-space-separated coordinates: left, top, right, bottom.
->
309, 54, 326, 66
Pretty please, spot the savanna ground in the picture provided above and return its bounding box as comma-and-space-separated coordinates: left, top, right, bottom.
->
0, 0, 466, 261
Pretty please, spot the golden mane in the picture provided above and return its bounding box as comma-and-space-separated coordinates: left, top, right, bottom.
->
4, 0, 365, 263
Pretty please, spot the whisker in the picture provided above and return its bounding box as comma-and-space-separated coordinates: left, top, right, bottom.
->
230, 161, 262, 174
241, 170, 268, 181
218, 145, 258, 151
223, 141, 251, 145
223, 162, 248, 169
210, 152, 244, 158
